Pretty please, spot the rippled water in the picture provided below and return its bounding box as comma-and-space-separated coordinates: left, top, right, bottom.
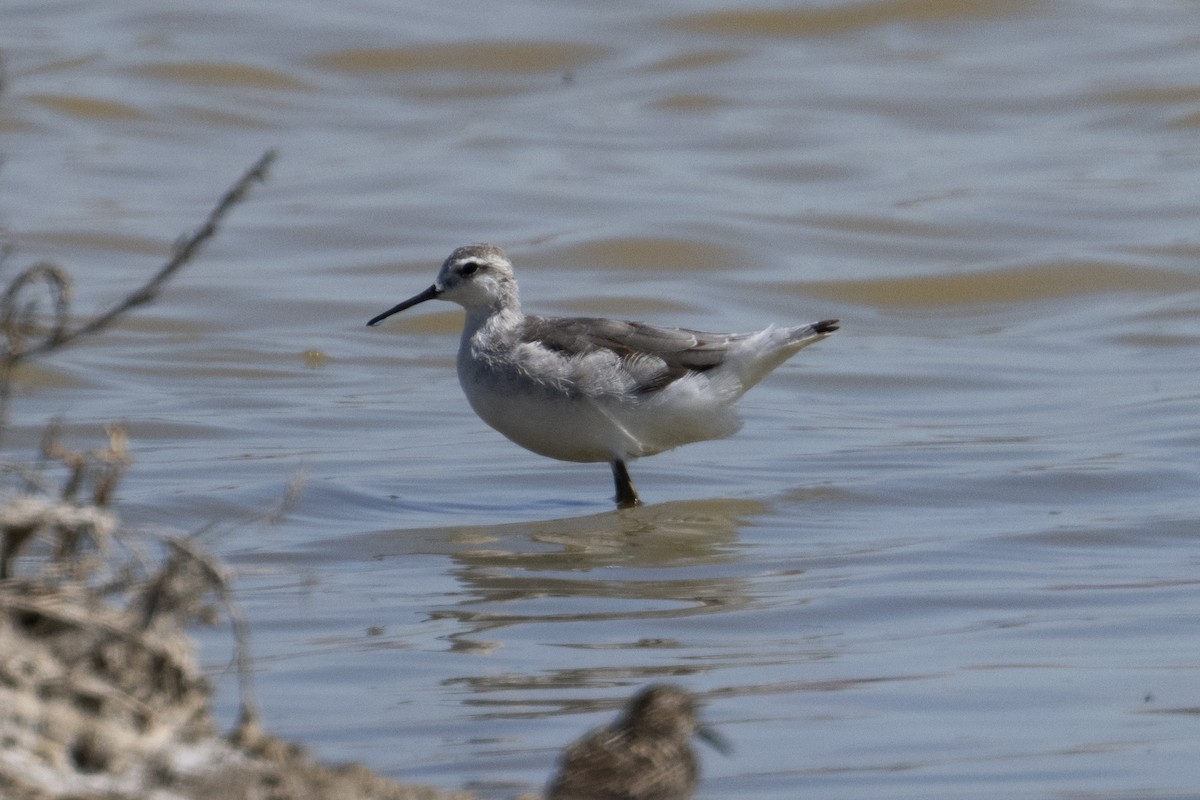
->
4, 1, 1200, 797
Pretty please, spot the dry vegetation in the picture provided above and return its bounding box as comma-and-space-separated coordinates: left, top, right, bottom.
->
0, 151, 472, 800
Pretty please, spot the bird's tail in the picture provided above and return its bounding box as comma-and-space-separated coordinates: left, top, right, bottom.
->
787, 319, 840, 350
727, 319, 840, 391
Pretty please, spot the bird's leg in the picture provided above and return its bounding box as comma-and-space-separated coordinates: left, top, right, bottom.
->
610, 460, 642, 508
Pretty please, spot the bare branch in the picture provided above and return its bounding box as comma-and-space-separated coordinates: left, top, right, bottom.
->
0, 261, 72, 356
10, 148, 276, 361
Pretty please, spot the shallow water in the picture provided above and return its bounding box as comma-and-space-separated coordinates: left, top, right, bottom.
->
4, 1, 1200, 797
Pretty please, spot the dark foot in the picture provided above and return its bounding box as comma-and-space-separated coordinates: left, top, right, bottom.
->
610, 460, 642, 508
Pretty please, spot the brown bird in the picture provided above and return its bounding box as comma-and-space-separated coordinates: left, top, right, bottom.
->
546, 684, 729, 800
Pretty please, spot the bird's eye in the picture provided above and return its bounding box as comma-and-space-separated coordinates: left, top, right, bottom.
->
460, 261, 480, 276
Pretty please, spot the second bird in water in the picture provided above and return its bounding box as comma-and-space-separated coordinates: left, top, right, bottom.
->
545, 684, 728, 800
368, 243, 838, 507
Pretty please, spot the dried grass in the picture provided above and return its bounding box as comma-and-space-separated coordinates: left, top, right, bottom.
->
0, 152, 473, 800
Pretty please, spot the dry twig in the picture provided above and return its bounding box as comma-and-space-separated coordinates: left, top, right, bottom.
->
0, 149, 277, 423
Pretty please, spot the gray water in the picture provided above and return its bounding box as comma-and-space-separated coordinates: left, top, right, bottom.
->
4, 1, 1200, 797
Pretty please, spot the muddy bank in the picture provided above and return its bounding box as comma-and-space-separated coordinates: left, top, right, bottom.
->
0, 494, 472, 800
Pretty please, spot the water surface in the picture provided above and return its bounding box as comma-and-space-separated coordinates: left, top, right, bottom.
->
3, 1, 1200, 797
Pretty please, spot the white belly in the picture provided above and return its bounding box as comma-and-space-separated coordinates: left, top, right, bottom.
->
457, 357, 743, 463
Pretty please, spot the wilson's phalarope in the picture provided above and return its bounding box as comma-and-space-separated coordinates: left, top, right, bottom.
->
368, 244, 838, 508
545, 684, 728, 800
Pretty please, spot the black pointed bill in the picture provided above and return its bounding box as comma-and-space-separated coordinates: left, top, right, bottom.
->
367, 284, 441, 327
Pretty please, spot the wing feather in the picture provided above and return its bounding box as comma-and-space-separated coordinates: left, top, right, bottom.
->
522, 316, 749, 393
